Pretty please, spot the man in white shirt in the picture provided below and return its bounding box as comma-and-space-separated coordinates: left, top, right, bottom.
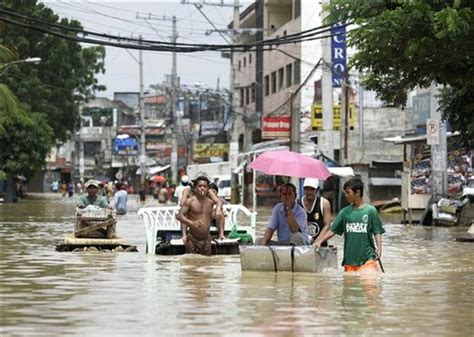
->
174, 175, 190, 205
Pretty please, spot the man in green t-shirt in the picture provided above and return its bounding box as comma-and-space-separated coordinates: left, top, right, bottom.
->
77, 180, 111, 209
314, 177, 385, 272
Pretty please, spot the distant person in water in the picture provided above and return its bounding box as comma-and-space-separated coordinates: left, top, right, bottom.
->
114, 183, 128, 215
77, 180, 111, 209
176, 176, 224, 256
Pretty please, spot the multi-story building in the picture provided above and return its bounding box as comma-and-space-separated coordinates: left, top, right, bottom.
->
231, 0, 323, 153
229, 0, 414, 204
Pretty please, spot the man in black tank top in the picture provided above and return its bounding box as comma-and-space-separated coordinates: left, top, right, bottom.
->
297, 178, 332, 245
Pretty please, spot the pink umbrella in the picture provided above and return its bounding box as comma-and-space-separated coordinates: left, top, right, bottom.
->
248, 150, 332, 180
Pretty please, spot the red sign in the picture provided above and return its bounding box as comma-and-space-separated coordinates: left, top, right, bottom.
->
262, 115, 291, 139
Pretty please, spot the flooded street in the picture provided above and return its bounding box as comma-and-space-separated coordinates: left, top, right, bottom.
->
1, 194, 473, 336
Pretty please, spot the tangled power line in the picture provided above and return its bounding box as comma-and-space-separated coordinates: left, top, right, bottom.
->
0, 7, 351, 53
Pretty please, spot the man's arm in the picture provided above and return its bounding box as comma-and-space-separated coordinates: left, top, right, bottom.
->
318, 198, 332, 239
314, 229, 335, 248
260, 228, 275, 246
179, 187, 191, 206
208, 189, 224, 222
285, 207, 301, 233
77, 196, 86, 209
375, 233, 382, 259
176, 199, 193, 242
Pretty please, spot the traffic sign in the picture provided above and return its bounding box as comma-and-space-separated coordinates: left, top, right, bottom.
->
426, 119, 440, 145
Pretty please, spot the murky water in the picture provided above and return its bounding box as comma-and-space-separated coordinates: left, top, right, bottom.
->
1, 194, 473, 336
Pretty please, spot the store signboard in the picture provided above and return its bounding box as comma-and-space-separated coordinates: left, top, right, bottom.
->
262, 116, 290, 139
331, 22, 347, 87
194, 143, 229, 159
201, 121, 223, 136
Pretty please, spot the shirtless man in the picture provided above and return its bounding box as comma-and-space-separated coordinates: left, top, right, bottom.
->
176, 176, 224, 256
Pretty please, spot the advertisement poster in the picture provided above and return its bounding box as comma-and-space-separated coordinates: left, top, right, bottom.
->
410, 138, 472, 194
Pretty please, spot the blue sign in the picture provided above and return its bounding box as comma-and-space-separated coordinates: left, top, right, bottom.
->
114, 136, 138, 155
331, 22, 347, 88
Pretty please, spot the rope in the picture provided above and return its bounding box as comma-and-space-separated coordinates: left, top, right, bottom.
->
268, 246, 279, 273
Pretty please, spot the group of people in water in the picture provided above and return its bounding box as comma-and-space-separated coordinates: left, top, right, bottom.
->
76, 179, 128, 215
76, 172, 384, 273
175, 174, 384, 273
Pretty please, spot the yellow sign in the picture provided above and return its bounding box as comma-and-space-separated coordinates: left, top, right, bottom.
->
194, 143, 229, 159
311, 104, 356, 130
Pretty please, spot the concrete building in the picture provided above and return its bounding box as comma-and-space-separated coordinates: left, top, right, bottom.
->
228, 0, 413, 204
231, 0, 323, 152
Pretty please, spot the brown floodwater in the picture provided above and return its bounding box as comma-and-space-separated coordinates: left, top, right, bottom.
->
1, 193, 473, 336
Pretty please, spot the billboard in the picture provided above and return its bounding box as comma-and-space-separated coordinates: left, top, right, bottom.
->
311, 104, 356, 130
331, 22, 347, 88
262, 115, 291, 139
194, 143, 229, 159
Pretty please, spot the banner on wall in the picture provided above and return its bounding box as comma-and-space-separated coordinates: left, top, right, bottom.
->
262, 115, 290, 139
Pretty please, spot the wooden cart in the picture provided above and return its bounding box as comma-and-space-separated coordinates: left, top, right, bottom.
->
56, 207, 138, 252
74, 207, 117, 239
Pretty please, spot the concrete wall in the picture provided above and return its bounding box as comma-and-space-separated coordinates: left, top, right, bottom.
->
347, 106, 412, 164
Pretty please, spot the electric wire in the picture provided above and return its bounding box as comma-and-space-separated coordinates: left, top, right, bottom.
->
0, 7, 352, 52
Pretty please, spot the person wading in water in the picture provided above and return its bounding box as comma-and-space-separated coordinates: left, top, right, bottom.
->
176, 176, 224, 256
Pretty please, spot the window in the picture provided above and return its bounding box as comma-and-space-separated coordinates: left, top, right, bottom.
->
245, 87, 250, 105
243, 57, 247, 67
240, 88, 244, 107
264, 75, 270, 96
294, 60, 301, 84
251, 83, 256, 102
238, 60, 241, 71
249, 53, 252, 64
278, 67, 284, 90
271, 71, 276, 94
286, 63, 293, 87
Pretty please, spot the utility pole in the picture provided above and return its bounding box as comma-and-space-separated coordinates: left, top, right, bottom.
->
181, 0, 241, 201
230, 0, 241, 204
321, 0, 334, 160
289, 90, 300, 191
170, 15, 179, 184
139, 35, 146, 189
428, 83, 448, 197
137, 14, 179, 184
79, 105, 85, 185
340, 74, 349, 164
289, 91, 299, 153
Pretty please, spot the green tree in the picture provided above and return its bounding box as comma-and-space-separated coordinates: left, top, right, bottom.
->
1, 0, 106, 142
0, 44, 54, 202
327, 0, 474, 147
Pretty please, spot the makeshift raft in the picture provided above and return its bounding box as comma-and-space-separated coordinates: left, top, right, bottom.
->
155, 238, 241, 255
138, 205, 256, 255
56, 207, 137, 252
240, 245, 338, 273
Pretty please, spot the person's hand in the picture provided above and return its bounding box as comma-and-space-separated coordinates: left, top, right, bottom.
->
182, 235, 187, 243
218, 234, 226, 241
313, 241, 321, 252
376, 247, 382, 260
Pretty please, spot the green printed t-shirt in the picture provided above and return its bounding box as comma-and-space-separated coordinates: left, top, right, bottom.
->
331, 204, 385, 266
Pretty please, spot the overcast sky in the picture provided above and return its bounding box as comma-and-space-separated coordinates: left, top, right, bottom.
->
43, 1, 252, 99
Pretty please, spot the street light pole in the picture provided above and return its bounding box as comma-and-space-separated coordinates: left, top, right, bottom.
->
0, 57, 41, 76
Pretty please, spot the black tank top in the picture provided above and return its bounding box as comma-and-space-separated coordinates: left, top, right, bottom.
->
298, 196, 327, 244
